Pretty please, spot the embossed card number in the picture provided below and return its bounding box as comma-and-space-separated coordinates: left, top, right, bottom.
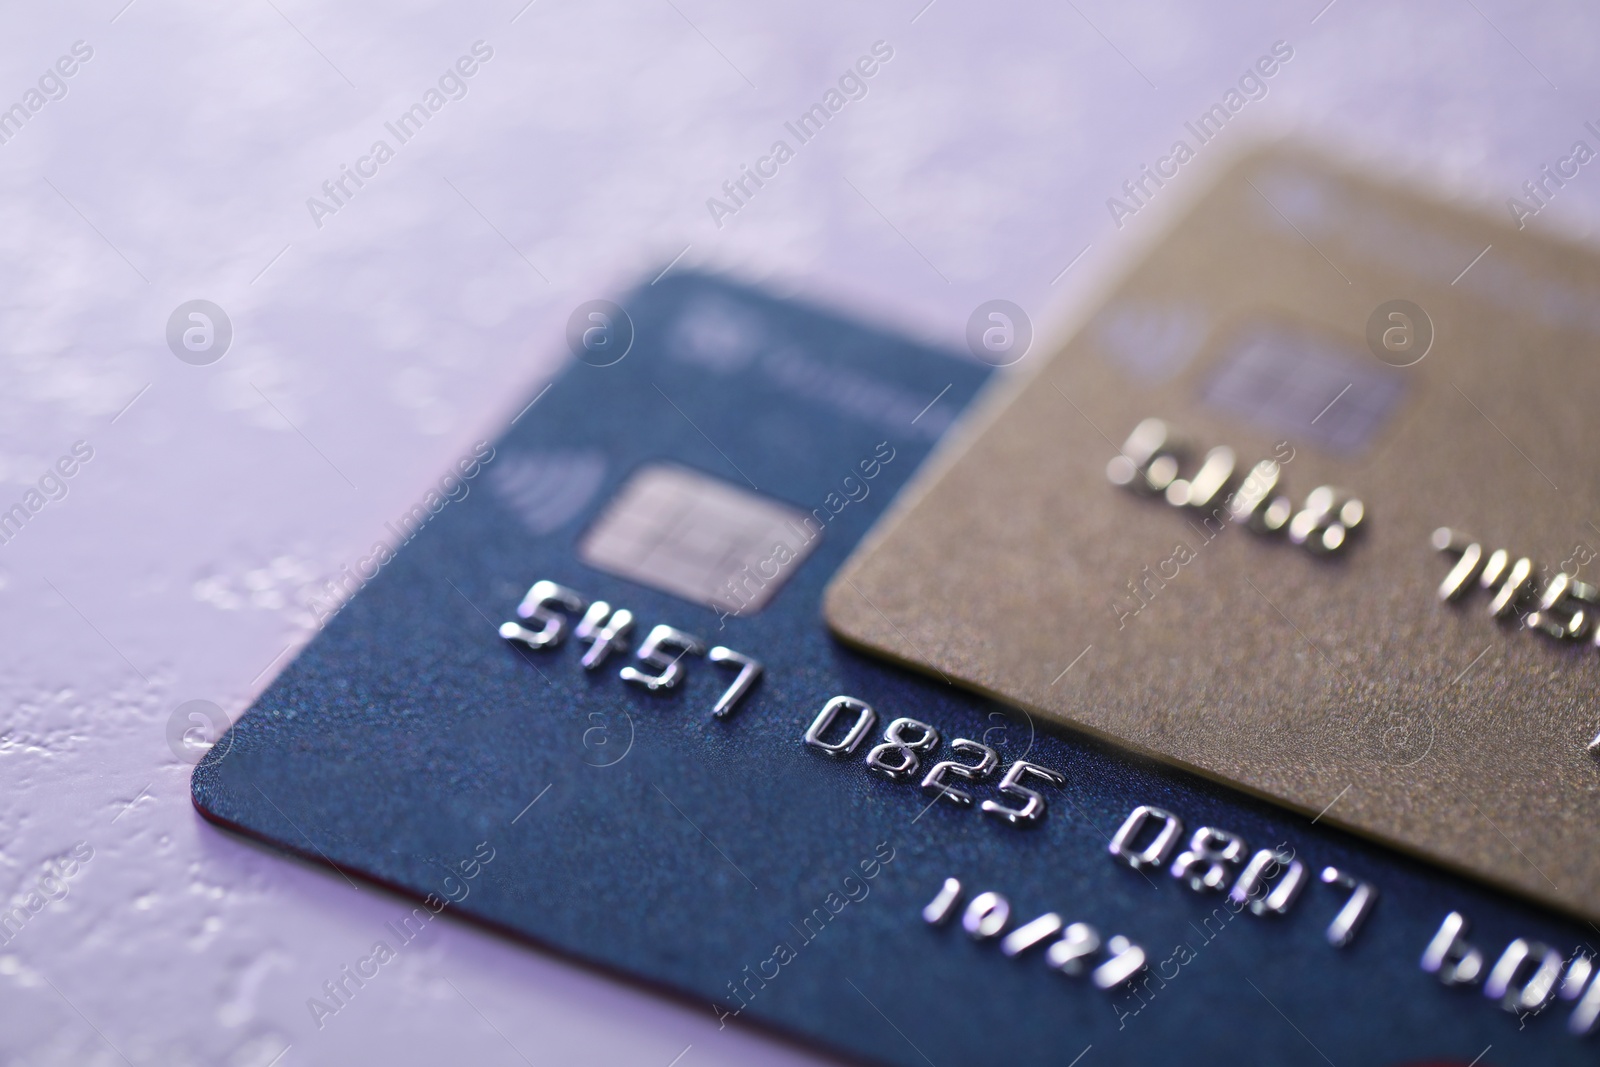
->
803, 695, 1064, 827
1102, 802, 1600, 1035
499, 579, 763, 719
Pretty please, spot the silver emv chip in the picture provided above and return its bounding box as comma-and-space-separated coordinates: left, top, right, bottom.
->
578, 464, 818, 615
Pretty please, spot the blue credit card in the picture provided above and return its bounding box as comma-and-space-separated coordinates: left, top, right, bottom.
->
193, 273, 1597, 1065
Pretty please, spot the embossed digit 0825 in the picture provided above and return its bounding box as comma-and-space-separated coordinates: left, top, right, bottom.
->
921, 739, 999, 806
866, 717, 941, 781
802, 696, 1063, 826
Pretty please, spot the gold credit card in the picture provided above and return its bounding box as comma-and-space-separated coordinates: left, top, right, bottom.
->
825, 143, 1600, 922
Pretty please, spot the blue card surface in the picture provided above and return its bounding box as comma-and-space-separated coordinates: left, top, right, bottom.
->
194, 273, 1596, 1065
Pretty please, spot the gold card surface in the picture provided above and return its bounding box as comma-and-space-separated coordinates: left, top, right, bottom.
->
825, 144, 1600, 922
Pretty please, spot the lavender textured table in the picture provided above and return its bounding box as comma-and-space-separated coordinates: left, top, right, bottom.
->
0, 1, 1595, 1063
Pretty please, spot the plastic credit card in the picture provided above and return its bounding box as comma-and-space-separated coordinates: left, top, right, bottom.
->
195, 270, 1598, 1064
824, 142, 1600, 931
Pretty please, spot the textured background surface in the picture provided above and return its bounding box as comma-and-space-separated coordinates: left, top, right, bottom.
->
1, 1, 1598, 1064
